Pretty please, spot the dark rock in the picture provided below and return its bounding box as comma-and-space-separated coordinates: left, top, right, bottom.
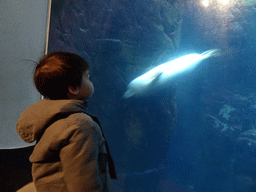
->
204, 114, 242, 140
234, 129, 256, 179
237, 129, 256, 151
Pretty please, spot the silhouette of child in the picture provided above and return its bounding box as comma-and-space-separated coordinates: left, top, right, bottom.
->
16, 52, 117, 192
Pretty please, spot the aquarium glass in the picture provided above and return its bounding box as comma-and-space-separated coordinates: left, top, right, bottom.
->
47, 0, 256, 191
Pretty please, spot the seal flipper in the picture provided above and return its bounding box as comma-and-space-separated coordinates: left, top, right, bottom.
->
201, 49, 221, 59
148, 71, 163, 86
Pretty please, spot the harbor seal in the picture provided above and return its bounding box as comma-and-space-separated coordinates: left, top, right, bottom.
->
123, 49, 221, 98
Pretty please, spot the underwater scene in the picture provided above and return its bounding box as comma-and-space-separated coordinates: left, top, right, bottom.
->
49, 0, 256, 191
1, 0, 256, 191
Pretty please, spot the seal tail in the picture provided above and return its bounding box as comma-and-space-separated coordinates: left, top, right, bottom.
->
201, 49, 221, 59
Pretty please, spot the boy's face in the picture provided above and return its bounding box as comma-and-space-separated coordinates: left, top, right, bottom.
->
77, 70, 94, 100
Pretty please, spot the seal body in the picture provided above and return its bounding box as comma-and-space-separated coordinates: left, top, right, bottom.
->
123, 49, 220, 98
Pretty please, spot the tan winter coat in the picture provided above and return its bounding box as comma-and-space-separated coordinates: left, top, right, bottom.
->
16, 99, 116, 192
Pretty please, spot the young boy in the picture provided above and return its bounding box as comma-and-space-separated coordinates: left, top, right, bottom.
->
16, 52, 117, 192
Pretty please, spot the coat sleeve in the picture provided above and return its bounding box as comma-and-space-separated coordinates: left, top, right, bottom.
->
59, 118, 104, 192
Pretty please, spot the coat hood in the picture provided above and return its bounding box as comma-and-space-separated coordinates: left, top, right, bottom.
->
16, 99, 88, 143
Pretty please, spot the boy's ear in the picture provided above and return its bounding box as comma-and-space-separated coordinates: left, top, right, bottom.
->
68, 86, 80, 95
